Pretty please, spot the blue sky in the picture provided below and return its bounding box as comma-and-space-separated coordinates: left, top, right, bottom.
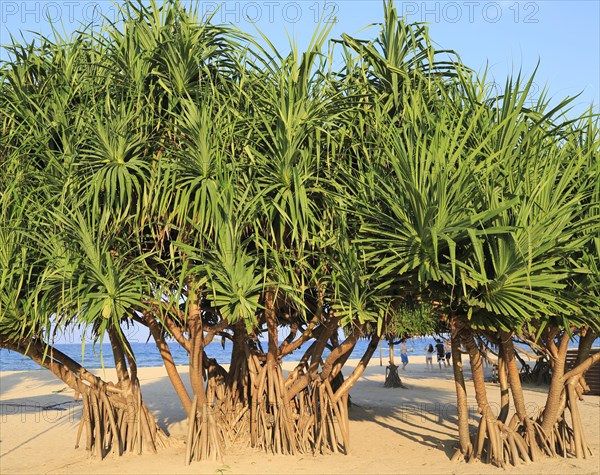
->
1, 0, 599, 115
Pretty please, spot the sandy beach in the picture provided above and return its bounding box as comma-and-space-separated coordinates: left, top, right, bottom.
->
1, 356, 598, 475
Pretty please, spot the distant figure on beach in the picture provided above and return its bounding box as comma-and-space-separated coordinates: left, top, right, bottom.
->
400, 339, 409, 370
435, 339, 447, 370
444, 339, 451, 364
425, 343, 434, 370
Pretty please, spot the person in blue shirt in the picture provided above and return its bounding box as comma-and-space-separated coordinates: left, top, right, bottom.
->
400, 339, 409, 370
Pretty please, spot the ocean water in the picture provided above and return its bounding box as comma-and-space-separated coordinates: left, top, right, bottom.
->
0, 335, 592, 372
0, 336, 433, 372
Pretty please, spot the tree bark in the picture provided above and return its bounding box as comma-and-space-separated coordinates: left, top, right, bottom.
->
540, 331, 570, 434
107, 326, 130, 383
464, 333, 497, 447
497, 347, 510, 424
500, 331, 540, 461
450, 320, 471, 458
145, 313, 192, 414
574, 328, 596, 367
333, 334, 380, 403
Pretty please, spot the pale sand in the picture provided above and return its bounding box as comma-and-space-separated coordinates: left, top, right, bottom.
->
1, 356, 599, 474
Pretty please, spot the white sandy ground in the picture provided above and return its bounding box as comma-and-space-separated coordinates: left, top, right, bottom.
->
0, 355, 598, 475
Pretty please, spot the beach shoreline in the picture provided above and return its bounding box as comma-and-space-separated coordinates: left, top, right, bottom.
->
1, 358, 599, 474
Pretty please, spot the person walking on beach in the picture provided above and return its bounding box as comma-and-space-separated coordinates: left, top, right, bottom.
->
400, 339, 409, 370
425, 343, 434, 370
444, 339, 451, 365
435, 339, 446, 370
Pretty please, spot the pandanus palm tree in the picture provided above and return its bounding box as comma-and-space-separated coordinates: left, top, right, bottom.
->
2, 0, 598, 468
346, 53, 600, 466
443, 76, 599, 466
0, 15, 170, 454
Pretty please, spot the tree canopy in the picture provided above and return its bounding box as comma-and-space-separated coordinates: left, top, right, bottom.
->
1, 0, 598, 466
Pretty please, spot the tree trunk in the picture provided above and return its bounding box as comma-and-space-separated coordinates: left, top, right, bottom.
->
145, 314, 192, 415
1, 335, 167, 458
573, 328, 597, 397
107, 326, 130, 383
574, 328, 596, 367
464, 331, 532, 467
449, 320, 472, 461
333, 333, 380, 402
246, 288, 300, 455
185, 285, 224, 463
500, 331, 550, 461
497, 346, 510, 424
540, 331, 570, 434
